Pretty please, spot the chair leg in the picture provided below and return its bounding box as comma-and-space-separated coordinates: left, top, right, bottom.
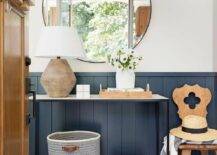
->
181, 150, 191, 155
200, 150, 208, 155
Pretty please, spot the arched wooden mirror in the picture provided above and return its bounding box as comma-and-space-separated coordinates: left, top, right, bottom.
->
42, 0, 151, 62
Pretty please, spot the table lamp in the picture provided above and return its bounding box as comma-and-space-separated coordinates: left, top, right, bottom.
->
35, 26, 85, 97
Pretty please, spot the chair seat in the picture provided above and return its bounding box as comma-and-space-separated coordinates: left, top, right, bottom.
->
179, 144, 217, 150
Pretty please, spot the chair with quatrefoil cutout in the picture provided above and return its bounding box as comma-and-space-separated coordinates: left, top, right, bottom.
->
172, 84, 217, 155
173, 84, 211, 119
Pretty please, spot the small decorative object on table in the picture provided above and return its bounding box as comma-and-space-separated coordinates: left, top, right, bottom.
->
100, 87, 152, 99
146, 83, 150, 91
76, 85, 90, 99
107, 49, 142, 89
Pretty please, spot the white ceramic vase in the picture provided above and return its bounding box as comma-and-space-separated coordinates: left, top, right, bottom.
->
116, 69, 135, 89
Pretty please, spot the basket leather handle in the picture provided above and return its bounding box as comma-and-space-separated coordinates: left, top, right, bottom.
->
62, 145, 79, 152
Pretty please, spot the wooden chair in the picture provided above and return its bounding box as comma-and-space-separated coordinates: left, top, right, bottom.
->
172, 84, 217, 155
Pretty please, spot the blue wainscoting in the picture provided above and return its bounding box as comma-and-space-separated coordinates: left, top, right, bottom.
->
29, 72, 217, 155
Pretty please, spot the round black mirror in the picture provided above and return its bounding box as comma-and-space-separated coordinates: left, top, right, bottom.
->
42, 0, 152, 62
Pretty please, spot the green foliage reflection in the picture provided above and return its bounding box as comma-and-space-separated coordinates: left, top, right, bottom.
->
72, 1, 128, 61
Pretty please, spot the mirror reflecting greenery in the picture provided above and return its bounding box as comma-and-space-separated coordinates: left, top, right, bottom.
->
42, 0, 151, 62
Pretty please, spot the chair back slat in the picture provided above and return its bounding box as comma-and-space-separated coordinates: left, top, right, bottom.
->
172, 84, 212, 119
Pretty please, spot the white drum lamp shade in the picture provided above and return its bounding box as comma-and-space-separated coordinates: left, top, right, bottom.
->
35, 26, 85, 98
35, 26, 85, 58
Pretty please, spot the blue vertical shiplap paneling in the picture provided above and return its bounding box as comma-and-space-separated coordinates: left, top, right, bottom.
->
147, 101, 158, 155
107, 73, 115, 88
29, 101, 36, 155
38, 102, 52, 155
51, 101, 66, 132
65, 101, 80, 130
135, 101, 149, 155
164, 77, 179, 129
135, 76, 147, 88
30, 76, 37, 92
145, 77, 164, 154
94, 101, 108, 155
108, 101, 122, 155
205, 77, 217, 129
37, 76, 46, 94
79, 101, 95, 131
122, 101, 136, 155
205, 77, 217, 155
93, 76, 108, 94
29, 72, 217, 155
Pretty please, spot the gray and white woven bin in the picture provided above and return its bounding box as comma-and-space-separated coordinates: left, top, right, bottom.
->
47, 131, 100, 155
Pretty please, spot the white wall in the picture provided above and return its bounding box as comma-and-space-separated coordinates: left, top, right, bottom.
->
29, 0, 214, 72
214, 0, 217, 71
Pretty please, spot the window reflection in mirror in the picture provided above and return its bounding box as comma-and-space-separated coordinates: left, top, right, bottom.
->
42, 0, 151, 62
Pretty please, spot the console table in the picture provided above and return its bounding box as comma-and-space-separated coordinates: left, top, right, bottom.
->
29, 94, 170, 155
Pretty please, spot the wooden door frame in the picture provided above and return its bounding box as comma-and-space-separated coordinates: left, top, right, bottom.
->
0, 1, 29, 154
22, 4, 29, 155
0, 1, 4, 155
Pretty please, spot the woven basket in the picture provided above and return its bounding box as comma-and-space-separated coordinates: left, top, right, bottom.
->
47, 131, 100, 155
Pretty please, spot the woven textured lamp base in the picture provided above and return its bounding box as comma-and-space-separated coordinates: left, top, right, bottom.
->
41, 58, 76, 98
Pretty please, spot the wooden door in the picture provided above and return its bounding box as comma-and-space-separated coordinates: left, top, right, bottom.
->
0, 1, 32, 155
0, 2, 4, 154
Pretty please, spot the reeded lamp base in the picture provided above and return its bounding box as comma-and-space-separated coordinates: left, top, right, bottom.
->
41, 58, 76, 98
